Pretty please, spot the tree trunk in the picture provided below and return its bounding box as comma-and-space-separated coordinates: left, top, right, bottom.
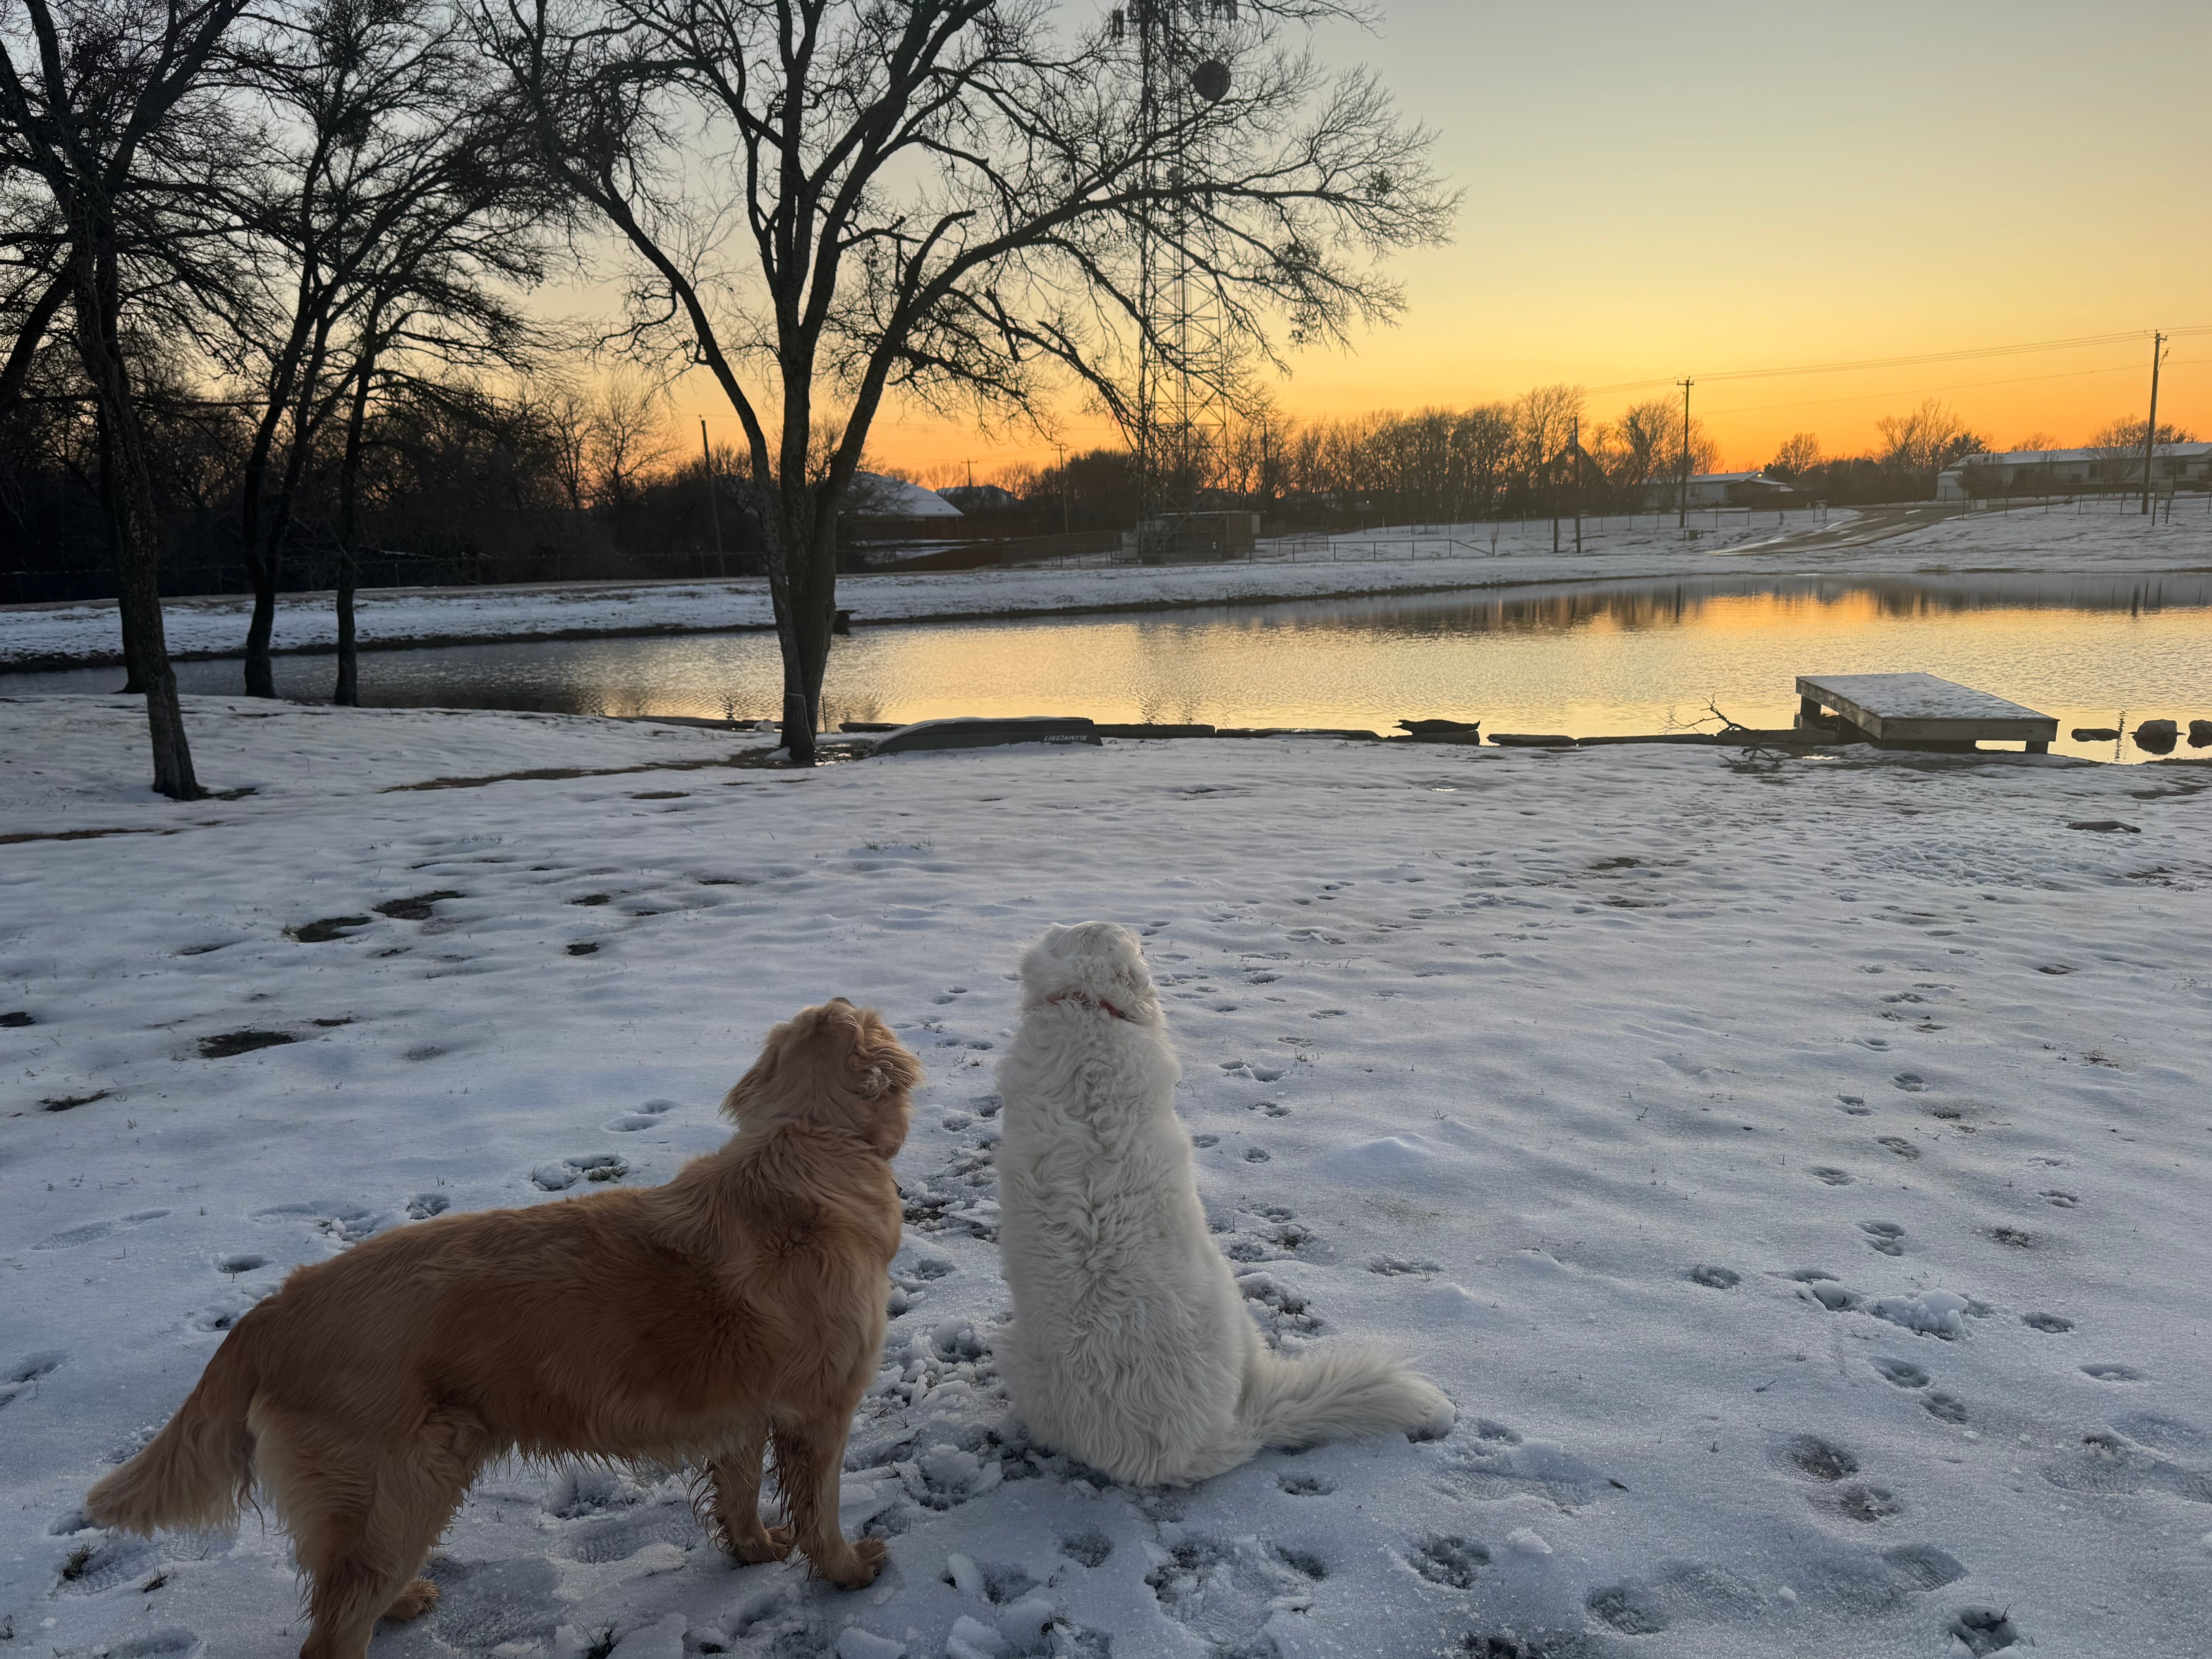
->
97, 416, 147, 693
72, 242, 199, 799
331, 335, 375, 706
241, 540, 278, 697
768, 483, 837, 763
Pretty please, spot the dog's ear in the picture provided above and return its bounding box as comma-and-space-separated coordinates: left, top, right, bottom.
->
719, 1045, 778, 1125
848, 1015, 924, 1101
721, 1006, 813, 1125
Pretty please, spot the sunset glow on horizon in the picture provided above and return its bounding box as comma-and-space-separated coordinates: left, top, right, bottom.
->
678, 1, 2212, 482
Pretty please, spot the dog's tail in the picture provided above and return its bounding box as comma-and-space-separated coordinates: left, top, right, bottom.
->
84, 1329, 258, 1536
1237, 1341, 1454, 1453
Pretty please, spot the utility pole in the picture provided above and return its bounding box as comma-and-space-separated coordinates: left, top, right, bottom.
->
1677, 378, 1693, 531
1550, 439, 1559, 555
2140, 331, 2166, 516
1054, 443, 1071, 535
1571, 412, 1583, 555
700, 419, 725, 577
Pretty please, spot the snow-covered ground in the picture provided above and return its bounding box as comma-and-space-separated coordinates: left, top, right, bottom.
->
7, 503, 2207, 671
4, 697, 2210, 1659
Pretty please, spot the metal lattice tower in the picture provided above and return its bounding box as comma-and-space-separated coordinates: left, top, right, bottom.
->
1115, 2, 1242, 558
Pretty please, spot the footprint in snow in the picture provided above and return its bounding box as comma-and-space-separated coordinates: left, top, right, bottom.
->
1860, 1221, 1906, 1256
1407, 1534, 1489, 1589
0, 1351, 67, 1412
1892, 1072, 1931, 1092
1949, 1605, 2025, 1656
1791, 1271, 1858, 1312
1779, 1436, 1859, 1482
405, 1193, 450, 1220
558, 1502, 703, 1563
1585, 1563, 1762, 1636
532, 1154, 628, 1190
212, 1253, 267, 1276
1059, 1533, 1113, 1569
252, 1200, 391, 1242
1688, 1265, 1740, 1289
2040, 1429, 2212, 1505
33, 1209, 169, 1252
1923, 1391, 1969, 1424
1871, 1357, 1929, 1388
55, 1533, 159, 1595
1370, 1255, 1442, 1277
1278, 1472, 1336, 1496
1823, 1482, 1902, 1523
543, 1466, 647, 1519
1808, 1167, 1855, 1186
2022, 1312, 2075, 1333
95, 1632, 201, 1659
1875, 1136, 1920, 1160
608, 1098, 679, 1132
2082, 1363, 2147, 1382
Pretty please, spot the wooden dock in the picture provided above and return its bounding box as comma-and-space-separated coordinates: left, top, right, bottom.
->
1796, 672, 2057, 753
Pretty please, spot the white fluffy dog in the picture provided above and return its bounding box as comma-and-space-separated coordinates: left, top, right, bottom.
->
993, 921, 1454, 1485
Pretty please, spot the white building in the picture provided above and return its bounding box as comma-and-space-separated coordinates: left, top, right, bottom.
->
1937, 442, 2212, 501
1641, 470, 1798, 510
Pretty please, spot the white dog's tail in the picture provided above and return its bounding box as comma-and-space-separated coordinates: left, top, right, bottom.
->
1237, 1342, 1455, 1452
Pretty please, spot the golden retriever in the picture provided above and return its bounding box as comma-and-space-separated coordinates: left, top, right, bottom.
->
84, 999, 921, 1659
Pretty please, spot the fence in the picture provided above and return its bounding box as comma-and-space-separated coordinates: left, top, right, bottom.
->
971, 504, 1843, 571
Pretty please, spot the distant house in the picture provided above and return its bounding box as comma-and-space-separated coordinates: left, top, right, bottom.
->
843, 471, 963, 518
1641, 471, 1799, 510
1936, 443, 2212, 501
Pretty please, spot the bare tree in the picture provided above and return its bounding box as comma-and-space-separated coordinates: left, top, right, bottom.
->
1510, 383, 1581, 502
1768, 431, 1819, 478
0, 0, 255, 797
530, 375, 593, 509
1874, 397, 1982, 478
585, 366, 672, 521
228, 0, 551, 699
491, 0, 1451, 761
1592, 396, 1715, 498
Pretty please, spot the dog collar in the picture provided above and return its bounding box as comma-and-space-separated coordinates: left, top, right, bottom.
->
1039, 989, 1135, 1022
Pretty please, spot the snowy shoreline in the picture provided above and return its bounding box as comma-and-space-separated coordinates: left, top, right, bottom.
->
3, 694, 2209, 1657
6, 506, 2209, 672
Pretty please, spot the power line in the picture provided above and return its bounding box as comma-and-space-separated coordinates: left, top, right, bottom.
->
1700, 354, 2206, 419
1585, 324, 2212, 397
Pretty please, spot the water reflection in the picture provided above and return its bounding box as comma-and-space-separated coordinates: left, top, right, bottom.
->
14, 575, 2209, 763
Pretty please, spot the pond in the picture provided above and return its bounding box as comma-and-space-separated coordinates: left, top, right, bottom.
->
14, 573, 2211, 762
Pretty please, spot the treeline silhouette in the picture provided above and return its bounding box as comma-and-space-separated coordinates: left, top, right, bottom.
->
1, 367, 761, 606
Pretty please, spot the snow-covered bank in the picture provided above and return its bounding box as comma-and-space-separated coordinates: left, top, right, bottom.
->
7, 504, 2208, 671
4, 696, 2209, 1658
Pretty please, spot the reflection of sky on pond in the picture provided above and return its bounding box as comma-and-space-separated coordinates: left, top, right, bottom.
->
22, 575, 2210, 763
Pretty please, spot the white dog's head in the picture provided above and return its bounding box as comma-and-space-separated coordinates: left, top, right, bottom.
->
1017, 921, 1161, 1025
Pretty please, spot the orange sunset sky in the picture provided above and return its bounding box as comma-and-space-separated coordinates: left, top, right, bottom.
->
670, 1, 2212, 481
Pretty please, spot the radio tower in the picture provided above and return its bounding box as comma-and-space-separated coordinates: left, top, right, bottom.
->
1114, 2, 1241, 559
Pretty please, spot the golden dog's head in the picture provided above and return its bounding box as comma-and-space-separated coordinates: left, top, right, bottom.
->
722, 999, 921, 1156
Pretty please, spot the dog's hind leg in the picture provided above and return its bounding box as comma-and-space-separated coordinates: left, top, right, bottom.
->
771, 1413, 884, 1590
263, 1412, 471, 1659
706, 1420, 792, 1565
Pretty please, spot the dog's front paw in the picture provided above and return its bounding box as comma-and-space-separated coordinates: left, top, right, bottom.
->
823, 1535, 888, 1590
731, 1523, 795, 1565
